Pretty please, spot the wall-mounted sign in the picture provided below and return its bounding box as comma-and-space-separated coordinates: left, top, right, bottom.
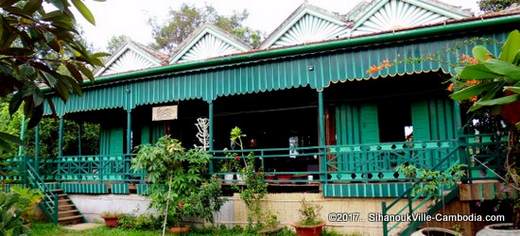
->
152, 105, 178, 121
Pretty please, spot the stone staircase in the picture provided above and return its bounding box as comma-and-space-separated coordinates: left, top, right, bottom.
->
53, 189, 84, 225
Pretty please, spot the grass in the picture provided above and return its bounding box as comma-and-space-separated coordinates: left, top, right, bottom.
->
30, 223, 359, 236
30, 223, 166, 236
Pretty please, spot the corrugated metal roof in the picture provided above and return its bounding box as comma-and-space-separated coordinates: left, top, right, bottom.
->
45, 29, 508, 116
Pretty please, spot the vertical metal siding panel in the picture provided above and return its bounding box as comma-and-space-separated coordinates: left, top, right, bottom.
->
351, 51, 358, 80
296, 59, 303, 85
444, 99, 454, 139
344, 52, 354, 81
279, 61, 291, 88
429, 100, 438, 140
337, 53, 346, 80
437, 99, 447, 140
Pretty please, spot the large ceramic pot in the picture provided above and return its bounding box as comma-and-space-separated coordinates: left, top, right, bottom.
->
293, 222, 325, 236
102, 216, 119, 228
476, 223, 520, 236
500, 98, 520, 125
411, 227, 461, 236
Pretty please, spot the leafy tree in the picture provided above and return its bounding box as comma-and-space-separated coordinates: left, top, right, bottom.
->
131, 136, 223, 235
479, 0, 520, 12
450, 30, 520, 228
149, 4, 262, 54
0, 0, 107, 151
106, 34, 131, 53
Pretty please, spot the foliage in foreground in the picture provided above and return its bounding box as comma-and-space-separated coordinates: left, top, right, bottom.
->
131, 136, 224, 230
0, 0, 108, 151
449, 29, 520, 228
0, 192, 28, 236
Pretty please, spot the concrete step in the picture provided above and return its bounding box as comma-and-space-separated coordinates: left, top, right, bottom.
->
58, 215, 83, 225
59, 209, 80, 218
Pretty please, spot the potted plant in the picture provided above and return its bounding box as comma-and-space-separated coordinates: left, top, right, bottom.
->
101, 211, 120, 228
220, 161, 235, 183
292, 199, 325, 236
449, 30, 520, 234
132, 136, 224, 236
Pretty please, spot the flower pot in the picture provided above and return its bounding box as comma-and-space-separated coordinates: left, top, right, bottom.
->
293, 222, 325, 236
169, 225, 191, 234
501, 98, 520, 125
476, 223, 520, 236
411, 227, 461, 236
102, 216, 119, 228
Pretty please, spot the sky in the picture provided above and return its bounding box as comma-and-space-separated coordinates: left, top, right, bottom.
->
77, 0, 481, 51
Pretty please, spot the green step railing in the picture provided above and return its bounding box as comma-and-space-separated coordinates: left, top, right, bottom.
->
24, 157, 59, 224
381, 134, 506, 236
381, 145, 461, 236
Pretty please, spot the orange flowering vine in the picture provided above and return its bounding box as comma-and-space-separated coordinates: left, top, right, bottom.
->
459, 54, 478, 65
366, 59, 393, 74
447, 83, 454, 92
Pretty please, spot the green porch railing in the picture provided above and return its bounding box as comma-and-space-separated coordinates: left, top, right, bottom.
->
381, 145, 461, 236
38, 154, 145, 183
210, 139, 461, 185
327, 140, 457, 183
211, 146, 325, 184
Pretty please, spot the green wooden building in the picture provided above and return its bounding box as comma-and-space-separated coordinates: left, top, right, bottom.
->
7, 0, 519, 234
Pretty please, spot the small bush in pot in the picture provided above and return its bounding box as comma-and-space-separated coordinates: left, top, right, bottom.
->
101, 211, 120, 228
293, 199, 325, 236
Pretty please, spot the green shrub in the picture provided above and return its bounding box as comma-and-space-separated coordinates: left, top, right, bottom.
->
118, 214, 162, 230
10, 186, 43, 221
0, 192, 27, 235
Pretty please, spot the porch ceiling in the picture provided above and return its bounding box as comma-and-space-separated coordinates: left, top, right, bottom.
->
44, 14, 517, 116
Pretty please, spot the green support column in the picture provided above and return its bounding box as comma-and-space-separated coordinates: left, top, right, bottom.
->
34, 125, 40, 175
126, 110, 132, 154
17, 116, 26, 157
58, 117, 64, 157
208, 102, 214, 174
317, 90, 327, 183
18, 117, 27, 186
453, 101, 469, 182
78, 122, 82, 156
453, 101, 462, 134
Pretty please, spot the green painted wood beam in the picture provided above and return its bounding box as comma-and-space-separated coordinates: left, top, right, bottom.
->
58, 117, 64, 157
34, 125, 40, 175
17, 116, 26, 157
126, 110, 132, 154
78, 122, 82, 156
208, 102, 214, 174
318, 90, 326, 183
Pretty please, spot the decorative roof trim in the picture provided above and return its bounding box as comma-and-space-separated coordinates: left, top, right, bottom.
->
169, 24, 251, 64
350, 0, 472, 32
260, 3, 347, 49
95, 41, 163, 77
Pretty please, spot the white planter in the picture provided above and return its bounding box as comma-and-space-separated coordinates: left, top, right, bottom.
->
411, 227, 460, 236
223, 174, 234, 182
476, 223, 520, 236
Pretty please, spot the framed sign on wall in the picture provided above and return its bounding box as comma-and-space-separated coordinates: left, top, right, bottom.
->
152, 105, 178, 121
